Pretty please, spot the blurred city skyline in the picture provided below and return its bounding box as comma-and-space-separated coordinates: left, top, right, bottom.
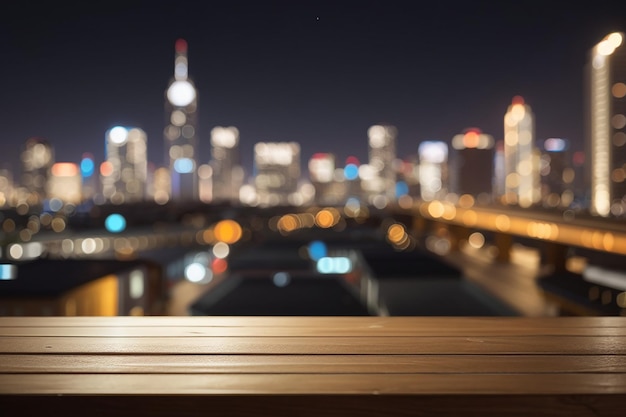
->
1, 0, 624, 175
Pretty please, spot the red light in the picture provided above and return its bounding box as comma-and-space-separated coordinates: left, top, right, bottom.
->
175, 38, 187, 54
345, 156, 360, 165
312, 153, 330, 159
100, 161, 114, 177
512, 95, 525, 105
211, 258, 228, 274
573, 151, 585, 166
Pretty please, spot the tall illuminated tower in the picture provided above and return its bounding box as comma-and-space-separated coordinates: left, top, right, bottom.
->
503, 96, 539, 207
587, 32, 626, 217
210, 126, 243, 203
21, 137, 54, 205
418, 140, 448, 201
367, 124, 397, 204
164, 38, 198, 202
102, 126, 148, 204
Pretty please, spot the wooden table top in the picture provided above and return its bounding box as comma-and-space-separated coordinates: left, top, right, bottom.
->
1, 316, 625, 416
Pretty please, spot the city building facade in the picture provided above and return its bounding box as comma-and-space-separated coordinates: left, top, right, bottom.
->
587, 32, 626, 217
164, 39, 199, 202
102, 126, 148, 204
450, 128, 495, 203
503, 96, 540, 208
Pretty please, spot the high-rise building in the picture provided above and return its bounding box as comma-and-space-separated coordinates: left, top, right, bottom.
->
210, 126, 243, 203
503, 96, 540, 208
47, 162, 82, 205
418, 140, 448, 202
450, 128, 495, 203
254, 142, 300, 206
21, 137, 54, 205
539, 138, 575, 209
164, 38, 199, 202
308, 152, 338, 205
587, 32, 626, 217
0, 169, 14, 207
80, 153, 97, 203
102, 126, 148, 204
367, 124, 397, 204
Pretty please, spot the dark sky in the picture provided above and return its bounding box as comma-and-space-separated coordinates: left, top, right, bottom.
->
1, 0, 624, 178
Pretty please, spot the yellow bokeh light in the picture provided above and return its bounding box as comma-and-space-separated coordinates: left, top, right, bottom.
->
427, 201, 445, 218
387, 223, 406, 244
462, 210, 477, 226
277, 214, 300, 233
495, 215, 510, 232
458, 194, 475, 209
213, 220, 243, 244
315, 209, 338, 228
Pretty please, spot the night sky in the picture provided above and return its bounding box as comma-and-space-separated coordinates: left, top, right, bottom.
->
1, 0, 624, 179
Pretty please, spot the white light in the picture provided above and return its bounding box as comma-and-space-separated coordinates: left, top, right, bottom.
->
129, 270, 144, 299
419, 141, 447, 163
212, 242, 230, 259
81, 238, 96, 254
211, 126, 239, 148
607, 32, 623, 49
368, 125, 387, 148
316, 257, 352, 274
544, 138, 567, 152
167, 80, 196, 107
109, 126, 128, 145
8, 244, 23, 260
185, 262, 207, 283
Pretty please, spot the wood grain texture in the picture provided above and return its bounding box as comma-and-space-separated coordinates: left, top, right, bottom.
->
0, 317, 625, 416
2, 373, 626, 395
2, 335, 625, 354
2, 354, 626, 374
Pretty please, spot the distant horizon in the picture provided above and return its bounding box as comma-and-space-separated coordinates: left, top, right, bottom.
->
1, 1, 624, 179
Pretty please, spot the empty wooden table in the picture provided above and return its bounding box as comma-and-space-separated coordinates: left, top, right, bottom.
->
1, 316, 625, 416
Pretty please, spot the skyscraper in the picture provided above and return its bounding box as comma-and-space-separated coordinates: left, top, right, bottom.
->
450, 128, 495, 203
164, 38, 198, 202
366, 124, 397, 205
254, 142, 300, 206
21, 137, 54, 206
418, 140, 448, 202
503, 96, 539, 208
587, 32, 626, 217
539, 138, 575, 209
308, 152, 337, 205
210, 126, 243, 203
102, 126, 148, 204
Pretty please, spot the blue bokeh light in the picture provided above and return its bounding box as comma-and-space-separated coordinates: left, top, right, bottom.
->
307, 240, 328, 261
344, 163, 358, 180
174, 158, 194, 174
80, 158, 95, 177
105, 213, 126, 233
395, 181, 409, 198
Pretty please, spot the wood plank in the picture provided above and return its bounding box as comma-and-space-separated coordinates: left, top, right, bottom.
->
2, 394, 625, 417
1, 373, 626, 395
1, 335, 625, 354
3, 325, 626, 337
1, 316, 625, 329
2, 354, 626, 374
